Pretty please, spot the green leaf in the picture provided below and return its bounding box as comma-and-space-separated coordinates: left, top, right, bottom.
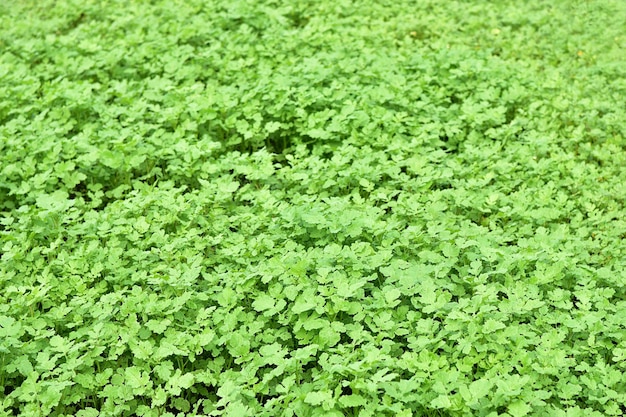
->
166, 370, 195, 396
100, 150, 124, 169
125, 366, 151, 392
430, 395, 451, 409
152, 387, 168, 407
384, 288, 402, 304
224, 401, 253, 417
76, 408, 100, 417
483, 319, 506, 333
130, 340, 154, 361
252, 294, 276, 312
339, 394, 367, 407
259, 342, 287, 365
318, 327, 340, 347
304, 390, 333, 406
292, 296, 317, 314
470, 379, 492, 399
508, 400, 532, 417
146, 319, 171, 334
35, 190, 73, 212
197, 330, 215, 347
13, 356, 33, 376
227, 333, 250, 357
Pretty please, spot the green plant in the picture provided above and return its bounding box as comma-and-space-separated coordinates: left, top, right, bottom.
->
1, 0, 626, 416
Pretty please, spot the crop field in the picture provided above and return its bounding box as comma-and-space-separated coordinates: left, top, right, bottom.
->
1, 0, 626, 416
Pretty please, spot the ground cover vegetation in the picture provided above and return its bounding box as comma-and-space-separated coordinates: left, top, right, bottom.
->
1, 0, 626, 416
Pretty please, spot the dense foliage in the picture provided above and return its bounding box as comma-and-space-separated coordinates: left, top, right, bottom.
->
1, 0, 626, 416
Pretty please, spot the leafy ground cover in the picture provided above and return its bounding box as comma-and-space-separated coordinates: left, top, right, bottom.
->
1, 0, 626, 416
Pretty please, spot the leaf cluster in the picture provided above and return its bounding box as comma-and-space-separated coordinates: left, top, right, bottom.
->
1, 0, 626, 416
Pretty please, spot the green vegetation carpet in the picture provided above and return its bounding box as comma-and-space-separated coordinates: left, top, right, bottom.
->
1, 0, 626, 416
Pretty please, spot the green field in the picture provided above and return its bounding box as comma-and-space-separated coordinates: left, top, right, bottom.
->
1, 0, 626, 416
